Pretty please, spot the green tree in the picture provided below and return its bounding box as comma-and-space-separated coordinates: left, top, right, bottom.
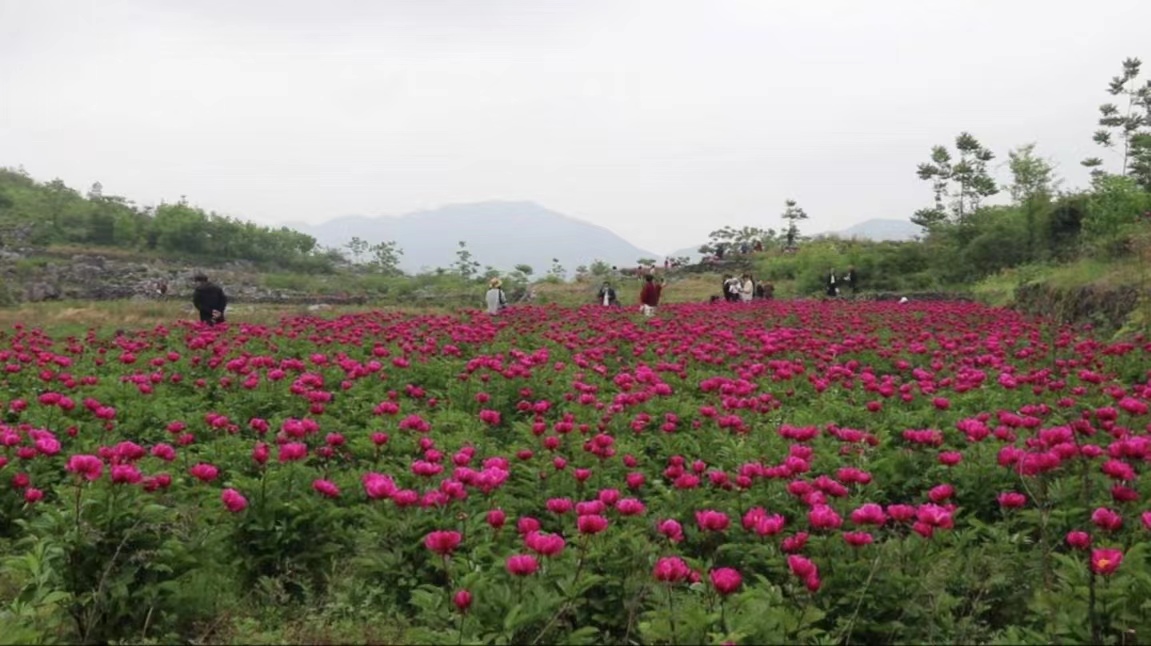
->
345, 237, 369, 263
912, 133, 998, 228
548, 258, 566, 281
1082, 57, 1151, 189
453, 241, 480, 280
587, 260, 612, 276
700, 225, 778, 254
510, 264, 534, 285
1008, 143, 1060, 261
780, 200, 808, 248
368, 240, 404, 275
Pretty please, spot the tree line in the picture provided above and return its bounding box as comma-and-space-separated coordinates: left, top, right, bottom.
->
0, 170, 337, 272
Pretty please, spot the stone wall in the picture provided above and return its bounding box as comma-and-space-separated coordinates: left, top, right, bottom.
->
0, 249, 356, 305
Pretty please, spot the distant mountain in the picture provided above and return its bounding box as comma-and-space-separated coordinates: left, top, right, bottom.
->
830, 218, 921, 242
291, 201, 660, 274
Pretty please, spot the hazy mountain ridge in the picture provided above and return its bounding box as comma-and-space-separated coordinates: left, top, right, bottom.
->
293, 205, 920, 272
291, 201, 660, 274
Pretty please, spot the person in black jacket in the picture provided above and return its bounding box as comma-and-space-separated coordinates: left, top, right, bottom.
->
191, 273, 227, 325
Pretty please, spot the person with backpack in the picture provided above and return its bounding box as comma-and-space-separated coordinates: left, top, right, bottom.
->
485, 278, 508, 314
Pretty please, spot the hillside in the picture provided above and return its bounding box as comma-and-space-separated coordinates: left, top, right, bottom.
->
290, 201, 659, 274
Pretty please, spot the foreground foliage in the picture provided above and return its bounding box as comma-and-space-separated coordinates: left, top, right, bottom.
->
1, 300, 1151, 644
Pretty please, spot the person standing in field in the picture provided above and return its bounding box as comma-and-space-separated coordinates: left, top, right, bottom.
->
722, 274, 739, 302
639, 274, 662, 317
191, 273, 227, 325
845, 266, 859, 295
826, 270, 839, 298
740, 273, 754, 303
485, 278, 507, 314
597, 281, 619, 306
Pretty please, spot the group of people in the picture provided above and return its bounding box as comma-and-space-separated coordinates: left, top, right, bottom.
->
596, 274, 664, 317
825, 267, 859, 297
720, 273, 773, 303
192, 264, 864, 325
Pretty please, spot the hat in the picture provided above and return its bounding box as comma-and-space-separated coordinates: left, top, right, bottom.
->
489, 278, 502, 288
192, 273, 208, 282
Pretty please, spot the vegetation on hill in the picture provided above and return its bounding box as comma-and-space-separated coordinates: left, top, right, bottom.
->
0, 170, 339, 273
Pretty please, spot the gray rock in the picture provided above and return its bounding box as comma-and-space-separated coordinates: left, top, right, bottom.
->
26, 282, 61, 302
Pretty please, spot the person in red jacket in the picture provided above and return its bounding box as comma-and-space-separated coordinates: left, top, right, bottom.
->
639, 274, 662, 317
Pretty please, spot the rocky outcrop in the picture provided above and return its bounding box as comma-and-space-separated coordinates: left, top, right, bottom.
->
0, 250, 360, 305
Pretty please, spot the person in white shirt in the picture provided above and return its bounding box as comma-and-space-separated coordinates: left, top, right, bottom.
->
485, 278, 507, 314
740, 274, 754, 303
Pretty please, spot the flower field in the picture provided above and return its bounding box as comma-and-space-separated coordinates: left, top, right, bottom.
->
2, 300, 1151, 644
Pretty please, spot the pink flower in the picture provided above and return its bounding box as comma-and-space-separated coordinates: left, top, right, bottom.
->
362, 473, 397, 500
787, 554, 817, 579
653, 556, 693, 583
517, 517, 541, 535
487, 508, 507, 529
1066, 530, 1092, 550
546, 498, 574, 514
188, 463, 219, 483
849, 503, 887, 526
657, 518, 685, 542
1090, 548, 1124, 576
1142, 511, 1151, 531
110, 464, 142, 485
577, 514, 609, 535
887, 504, 916, 522
312, 479, 340, 498
23, 487, 44, 504
453, 589, 472, 613
524, 531, 566, 557
66, 454, 104, 481
221, 488, 248, 512
843, 531, 874, 547
695, 509, 730, 532
997, 492, 1027, 509
709, 567, 742, 595
425, 530, 463, 556
781, 531, 809, 553
1091, 507, 1123, 532
938, 451, 963, 466
751, 512, 785, 536
808, 505, 843, 530
505, 554, 539, 576
615, 498, 646, 516
928, 484, 954, 503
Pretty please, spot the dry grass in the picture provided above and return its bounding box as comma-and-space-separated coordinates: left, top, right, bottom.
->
0, 274, 732, 336
0, 300, 376, 336
533, 274, 724, 306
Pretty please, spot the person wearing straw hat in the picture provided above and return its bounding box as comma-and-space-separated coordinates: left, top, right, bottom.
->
485, 278, 508, 314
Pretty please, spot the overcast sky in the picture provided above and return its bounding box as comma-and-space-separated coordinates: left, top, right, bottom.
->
1, 0, 1147, 254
